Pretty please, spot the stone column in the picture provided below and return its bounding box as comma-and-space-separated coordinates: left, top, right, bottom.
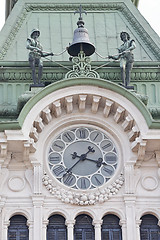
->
124, 196, 137, 240
42, 220, 49, 240
93, 220, 102, 240
3, 220, 10, 240
27, 220, 34, 240
65, 220, 75, 240
136, 220, 141, 240
119, 220, 127, 240
32, 196, 44, 240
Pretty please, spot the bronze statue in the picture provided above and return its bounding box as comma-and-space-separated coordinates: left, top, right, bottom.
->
109, 32, 136, 88
26, 29, 53, 85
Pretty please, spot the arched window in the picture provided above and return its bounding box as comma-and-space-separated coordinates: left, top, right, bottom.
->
140, 214, 160, 240
74, 214, 95, 240
101, 214, 122, 240
8, 215, 29, 240
47, 214, 67, 240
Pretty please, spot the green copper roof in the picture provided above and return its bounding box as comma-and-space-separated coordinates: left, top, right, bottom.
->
0, 0, 160, 62
0, 77, 159, 132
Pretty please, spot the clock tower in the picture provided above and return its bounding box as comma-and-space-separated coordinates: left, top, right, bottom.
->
0, 0, 160, 240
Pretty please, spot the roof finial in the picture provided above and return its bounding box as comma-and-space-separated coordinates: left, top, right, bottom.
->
74, 5, 87, 28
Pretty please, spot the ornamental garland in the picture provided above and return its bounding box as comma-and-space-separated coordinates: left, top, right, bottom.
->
42, 173, 124, 205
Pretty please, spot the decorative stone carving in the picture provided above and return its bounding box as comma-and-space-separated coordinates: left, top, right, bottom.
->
128, 125, 140, 142
141, 175, 158, 191
78, 95, 87, 112
122, 114, 134, 131
34, 116, 44, 133
8, 176, 25, 192
91, 96, 101, 113
103, 99, 114, 118
28, 92, 144, 156
114, 106, 125, 123
65, 51, 100, 79
29, 127, 39, 142
52, 100, 62, 118
41, 106, 52, 124
42, 173, 124, 205
65, 96, 73, 114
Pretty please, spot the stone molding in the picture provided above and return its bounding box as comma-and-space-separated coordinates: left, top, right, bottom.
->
0, 66, 160, 82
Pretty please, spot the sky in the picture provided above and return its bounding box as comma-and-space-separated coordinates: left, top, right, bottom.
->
0, 0, 159, 36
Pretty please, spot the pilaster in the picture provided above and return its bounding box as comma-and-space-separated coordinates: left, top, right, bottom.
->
32, 196, 45, 240
124, 195, 137, 240
31, 158, 42, 194
124, 163, 135, 194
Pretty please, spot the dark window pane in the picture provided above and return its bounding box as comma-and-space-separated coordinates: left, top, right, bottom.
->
74, 214, 95, 240
47, 214, 67, 240
102, 214, 122, 240
140, 214, 160, 240
8, 215, 29, 240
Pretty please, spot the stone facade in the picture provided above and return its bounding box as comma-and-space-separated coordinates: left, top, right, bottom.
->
0, 80, 160, 239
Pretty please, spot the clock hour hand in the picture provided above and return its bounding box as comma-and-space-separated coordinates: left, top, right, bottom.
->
85, 157, 106, 167
71, 146, 95, 159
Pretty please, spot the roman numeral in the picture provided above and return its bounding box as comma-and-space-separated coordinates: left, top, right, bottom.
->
81, 178, 87, 188
102, 142, 111, 150
93, 133, 99, 141
103, 167, 113, 175
63, 132, 74, 142
94, 176, 102, 185
63, 175, 75, 186
54, 143, 63, 149
49, 156, 60, 163
52, 166, 65, 177
77, 128, 87, 139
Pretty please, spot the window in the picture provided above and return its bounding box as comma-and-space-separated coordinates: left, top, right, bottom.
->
47, 214, 67, 240
140, 214, 160, 240
101, 214, 122, 240
74, 214, 95, 240
8, 215, 29, 240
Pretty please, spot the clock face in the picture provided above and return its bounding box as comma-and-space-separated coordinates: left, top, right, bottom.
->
47, 126, 118, 190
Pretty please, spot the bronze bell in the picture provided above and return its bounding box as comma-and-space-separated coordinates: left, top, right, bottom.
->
68, 16, 95, 57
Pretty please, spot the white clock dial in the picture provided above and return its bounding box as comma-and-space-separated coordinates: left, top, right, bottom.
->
47, 126, 118, 190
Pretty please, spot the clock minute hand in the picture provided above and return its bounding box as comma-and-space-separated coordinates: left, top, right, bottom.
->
67, 158, 82, 172
62, 158, 82, 178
